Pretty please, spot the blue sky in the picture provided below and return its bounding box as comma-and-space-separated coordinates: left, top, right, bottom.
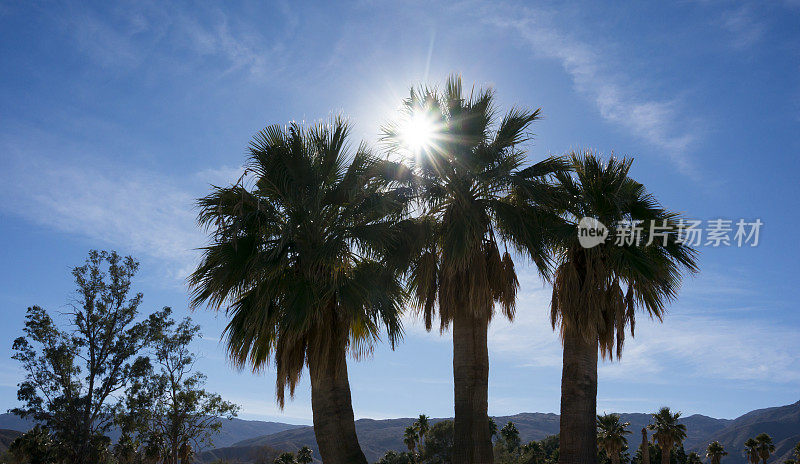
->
1, 0, 799, 425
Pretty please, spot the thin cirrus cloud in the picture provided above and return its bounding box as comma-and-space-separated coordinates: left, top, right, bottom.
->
0, 150, 242, 281
479, 3, 699, 176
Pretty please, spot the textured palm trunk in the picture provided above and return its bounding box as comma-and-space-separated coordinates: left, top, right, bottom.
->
611, 452, 621, 464
661, 446, 670, 464
640, 428, 650, 464
558, 327, 598, 464
309, 349, 368, 464
452, 310, 492, 464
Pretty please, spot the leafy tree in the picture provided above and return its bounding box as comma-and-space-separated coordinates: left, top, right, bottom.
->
421, 420, 455, 464
706, 441, 727, 464
11, 251, 168, 464
274, 452, 296, 464
123, 315, 238, 464
597, 414, 631, 464
383, 74, 563, 464
549, 155, 697, 464
8, 425, 57, 464
686, 452, 702, 464
744, 438, 759, 464
795, 441, 800, 462
755, 433, 775, 464
500, 422, 521, 453
648, 408, 687, 464
296, 446, 313, 464
190, 118, 412, 464
376, 450, 414, 464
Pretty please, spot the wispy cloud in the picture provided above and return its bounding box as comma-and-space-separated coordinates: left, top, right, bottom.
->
719, 5, 766, 50
480, 4, 699, 174
0, 148, 239, 281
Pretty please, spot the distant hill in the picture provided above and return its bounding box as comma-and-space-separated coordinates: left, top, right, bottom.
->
0, 413, 304, 449
0, 429, 22, 452
685, 400, 800, 464
229, 402, 799, 463
195, 444, 282, 463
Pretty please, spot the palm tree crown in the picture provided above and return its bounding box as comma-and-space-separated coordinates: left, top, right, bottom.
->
755, 433, 775, 464
706, 441, 728, 464
648, 407, 687, 464
744, 438, 760, 464
190, 117, 411, 405
597, 413, 631, 464
189, 118, 412, 464
550, 153, 698, 358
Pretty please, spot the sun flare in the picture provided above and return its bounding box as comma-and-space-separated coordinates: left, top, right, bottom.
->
399, 111, 436, 153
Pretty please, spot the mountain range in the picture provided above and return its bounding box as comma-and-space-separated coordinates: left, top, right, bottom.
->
2, 400, 798, 463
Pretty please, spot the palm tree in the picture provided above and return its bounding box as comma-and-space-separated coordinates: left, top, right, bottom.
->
383, 75, 563, 464
415, 414, 430, 453
489, 418, 498, 441
794, 441, 800, 462
755, 433, 775, 464
404, 426, 419, 456
744, 438, 760, 464
296, 446, 313, 464
640, 428, 650, 464
550, 154, 698, 464
500, 422, 521, 452
190, 118, 412, 464
706, 441, 728, 464
648, 407, 687, 464
596, 414, 631, 464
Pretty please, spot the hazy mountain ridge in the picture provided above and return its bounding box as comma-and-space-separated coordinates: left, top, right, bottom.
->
2, 401, 799, 463
229, 402, 799, 463
0, 414, 304, 449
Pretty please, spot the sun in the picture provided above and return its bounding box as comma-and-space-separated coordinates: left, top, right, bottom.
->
399, 111, 437, 153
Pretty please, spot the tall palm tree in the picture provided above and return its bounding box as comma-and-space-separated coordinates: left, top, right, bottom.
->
383, 75, 562, 464
415, 414, 430, 453
640, 428, 650, 464
706, 441, 728, 464
549, 154, 698, 464
596, 414, 631, 464
296, 446, 313, 464
190, 118, 412, 464
744, 438, 760, 464
755, 433, 775, 464
648, 407, 687, 464
404, 426, 419, 456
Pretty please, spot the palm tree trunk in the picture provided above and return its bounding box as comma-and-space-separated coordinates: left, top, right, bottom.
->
309, 348, 368, 464
612, 453, 621, 464
557, 327, 598, 464
661, 446, 670, 464
452, 309, 493, 464
641, 428, 650, 464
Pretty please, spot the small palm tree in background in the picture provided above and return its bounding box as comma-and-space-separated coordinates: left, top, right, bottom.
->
596, 413, 631, 464
744, 438, 760, 464
794, 441, 800, 462
755, 433, 775, 464
648, 407, 687, 464
489, 418, 498, 441
414, 414, 430, 453
404, 426, 419, 456
296, 446, 313, 464
190, 118, 412, 464
500, 422, 521, 452
383, 75, 563, 464
706, 441, 728, 464
550, 154, 698, 464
